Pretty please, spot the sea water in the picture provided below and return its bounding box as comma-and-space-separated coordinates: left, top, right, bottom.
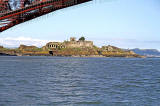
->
0, 56, 160, 106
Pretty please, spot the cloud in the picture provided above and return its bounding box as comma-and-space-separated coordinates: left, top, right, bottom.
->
0, 36, 159, 50
0, 37, 51, 48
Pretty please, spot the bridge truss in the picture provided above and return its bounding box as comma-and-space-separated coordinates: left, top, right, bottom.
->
0, 0, 92, 32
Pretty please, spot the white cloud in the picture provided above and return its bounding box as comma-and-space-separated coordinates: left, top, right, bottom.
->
0, 36, 159, 50
0, 37, 52, 48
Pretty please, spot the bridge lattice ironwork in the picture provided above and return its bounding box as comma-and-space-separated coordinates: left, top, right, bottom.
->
0, 0, 92, 32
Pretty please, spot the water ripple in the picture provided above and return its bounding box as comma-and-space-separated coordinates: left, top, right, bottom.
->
0, 56, 160, 105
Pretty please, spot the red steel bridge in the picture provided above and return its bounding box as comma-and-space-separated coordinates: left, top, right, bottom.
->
0, 0, 92, 32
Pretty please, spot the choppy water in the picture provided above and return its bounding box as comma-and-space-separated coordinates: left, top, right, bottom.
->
0, 56, 160, 106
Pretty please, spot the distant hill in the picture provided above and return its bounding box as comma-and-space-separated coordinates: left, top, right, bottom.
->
131, 48, 160, 57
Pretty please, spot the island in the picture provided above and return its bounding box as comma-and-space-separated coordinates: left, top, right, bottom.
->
0, 37, 143, 58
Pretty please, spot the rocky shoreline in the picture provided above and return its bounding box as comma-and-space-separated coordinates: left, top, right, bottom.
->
0, 45, 144, 58
0, 53, 16, 56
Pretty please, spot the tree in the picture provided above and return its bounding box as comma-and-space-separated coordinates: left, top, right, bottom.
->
79, 36, 85, 41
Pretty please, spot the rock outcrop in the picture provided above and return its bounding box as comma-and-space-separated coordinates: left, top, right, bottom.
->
19, 45, 38, 51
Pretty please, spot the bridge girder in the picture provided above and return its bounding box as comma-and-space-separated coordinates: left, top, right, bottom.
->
0, 0, 92, 32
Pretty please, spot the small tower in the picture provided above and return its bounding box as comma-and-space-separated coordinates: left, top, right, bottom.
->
70, 37, 76, 42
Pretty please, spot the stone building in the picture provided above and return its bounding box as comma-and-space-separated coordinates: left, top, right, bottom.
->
102, 45, 114, 52
45, 42, 66, 50
0, 46, 3, 49
64, 37, 93, 48
43, 37, 94, 50
102, 45, 122, 52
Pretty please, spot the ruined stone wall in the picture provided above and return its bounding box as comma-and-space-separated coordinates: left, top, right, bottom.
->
64, 41, 93, 48
102, 45, 122, 52
45, 40, 93, 50
45, 42, 66, 50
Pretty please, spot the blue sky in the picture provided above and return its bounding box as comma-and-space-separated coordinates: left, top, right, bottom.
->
0, 0, 160, 50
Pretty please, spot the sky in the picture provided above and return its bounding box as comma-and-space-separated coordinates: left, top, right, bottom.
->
0, 0, 160, 50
